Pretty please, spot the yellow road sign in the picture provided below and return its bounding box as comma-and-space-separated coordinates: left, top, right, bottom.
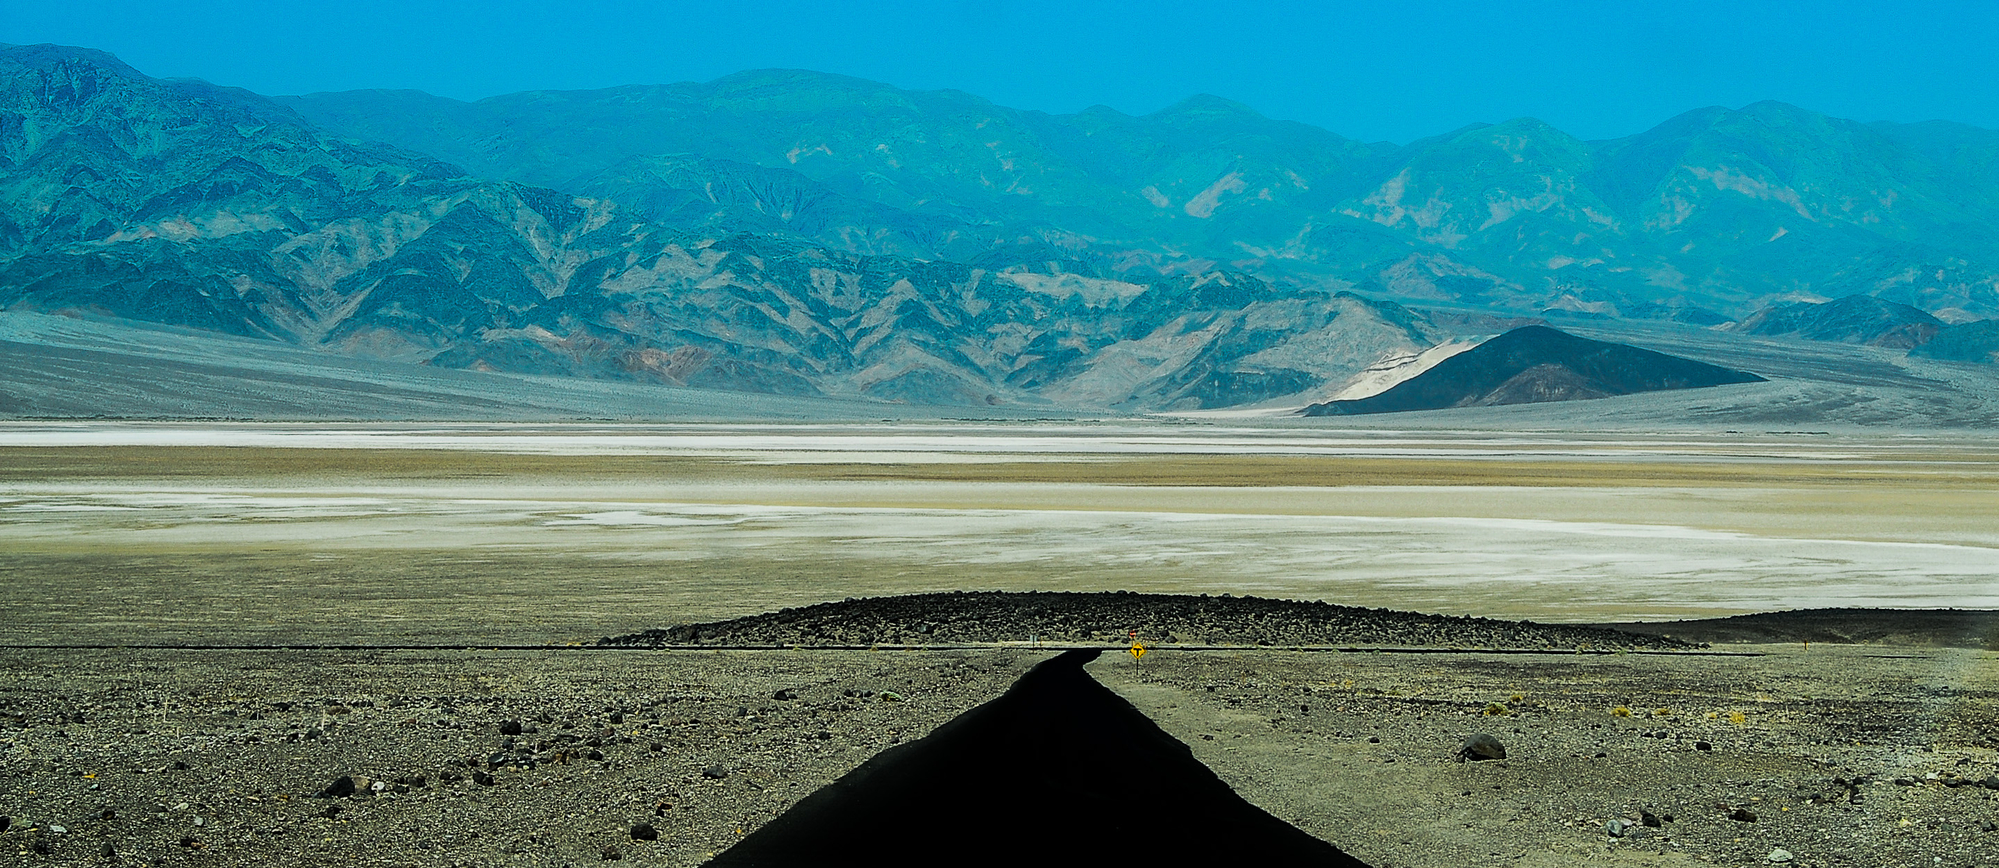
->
1129, 642, 1146, 660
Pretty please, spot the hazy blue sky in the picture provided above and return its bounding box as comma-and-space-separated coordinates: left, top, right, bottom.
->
5, 1, 1996, 143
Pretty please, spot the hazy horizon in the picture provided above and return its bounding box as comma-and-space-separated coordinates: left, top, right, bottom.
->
5, 1, 1997, 145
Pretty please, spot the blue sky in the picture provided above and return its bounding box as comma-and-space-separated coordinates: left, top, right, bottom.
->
5, 1, 1996, 143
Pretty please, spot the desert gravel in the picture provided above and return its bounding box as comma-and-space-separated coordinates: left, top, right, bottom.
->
2, 640, 1994, 867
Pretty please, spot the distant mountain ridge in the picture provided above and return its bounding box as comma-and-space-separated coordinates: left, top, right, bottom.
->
1734, 295, 1945, 349
6, 42, 1999, 419
0, 44, 1446, 411
286, 72, 1999, 322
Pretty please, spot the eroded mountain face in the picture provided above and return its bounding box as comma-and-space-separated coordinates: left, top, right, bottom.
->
286, 76, 1999, 322
6, 44, 1998, 412
0, 45, 1444, 410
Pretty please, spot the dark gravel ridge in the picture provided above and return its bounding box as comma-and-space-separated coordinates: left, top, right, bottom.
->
598, 591, 1703, 651
1604, 608, 1999, 649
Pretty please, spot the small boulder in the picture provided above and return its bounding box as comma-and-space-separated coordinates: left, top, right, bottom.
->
316, 776, 357, 798
1457, 733, 1507, 762
1767, 848, 1795, 863
630, 823, 659, 841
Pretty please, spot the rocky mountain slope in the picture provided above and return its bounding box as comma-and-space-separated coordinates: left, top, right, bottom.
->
1300, 325, 1764, 416
1734, 295, 1946, 349
6, 42, 1998, 417
1911, 320, 1999, 364
288, 73, 1999, 321
0, 45, 1444, 411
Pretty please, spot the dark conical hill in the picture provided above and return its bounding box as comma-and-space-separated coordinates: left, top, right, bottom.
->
1301, 325, 1764, 416
705, 649, 1371, 868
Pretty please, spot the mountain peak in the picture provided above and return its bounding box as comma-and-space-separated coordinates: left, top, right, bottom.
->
1150, 93, 1266, 120
1738, 99, 1815, 118
707, 67, 888, 90
0, 42, 143, 76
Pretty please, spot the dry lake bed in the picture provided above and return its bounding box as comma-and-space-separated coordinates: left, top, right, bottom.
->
2, 421, 1998, 643
1, 422, 1996, 866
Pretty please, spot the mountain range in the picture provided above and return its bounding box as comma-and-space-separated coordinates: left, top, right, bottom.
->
283, 70, 1999, 324
3, 43, 1997, 415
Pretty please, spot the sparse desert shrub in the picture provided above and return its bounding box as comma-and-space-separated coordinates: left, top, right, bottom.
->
1610, 706, 1634, 718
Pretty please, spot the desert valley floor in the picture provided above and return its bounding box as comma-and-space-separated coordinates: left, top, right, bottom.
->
0, 423, 1995, 866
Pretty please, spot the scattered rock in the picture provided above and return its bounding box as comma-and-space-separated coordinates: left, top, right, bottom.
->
1639, 810, 1663, 828
773, 689, 798, 701
1605, 818, 1631, 837
1768, 848, 1795, 863
1729, 808, 1759, 822
499, 720, 524, 736
1457, 733, 1507, 762
317, 775, 357, 798
630, 823, 659, 841
702, 764, 730, 780
1694, 741, 1712, 751
600, 844, 623, 861
0, 816, 9, 833
471, 770, 495, 786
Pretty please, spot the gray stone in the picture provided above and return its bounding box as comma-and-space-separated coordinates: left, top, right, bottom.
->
1458, 733, 1507, 761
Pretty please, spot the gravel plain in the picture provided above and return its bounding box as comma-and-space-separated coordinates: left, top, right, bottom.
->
2, 631, 1996, 868
3, 426, 1996, 866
